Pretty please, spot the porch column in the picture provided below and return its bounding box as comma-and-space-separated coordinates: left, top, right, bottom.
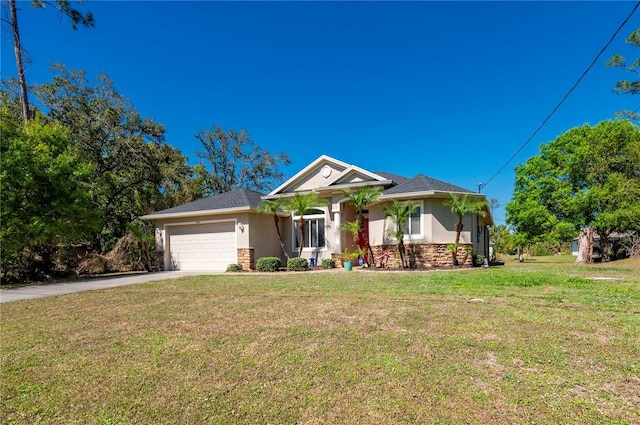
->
334, 210, 341, 254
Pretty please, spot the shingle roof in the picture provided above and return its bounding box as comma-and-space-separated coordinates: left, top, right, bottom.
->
150, 188, 265, 215
383, 174, 471, 195
373, 171, 410, 185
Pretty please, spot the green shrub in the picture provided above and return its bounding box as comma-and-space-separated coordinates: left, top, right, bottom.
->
226, 263, 243, 272
256, 257, 282, 272
287, 257, 309, 271
321, 258, 336, 269
473, 254, 485, 267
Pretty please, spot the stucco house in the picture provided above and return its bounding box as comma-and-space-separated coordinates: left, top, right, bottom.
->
142, 155, 494, 271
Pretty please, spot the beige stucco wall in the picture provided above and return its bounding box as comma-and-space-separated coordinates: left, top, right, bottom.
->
283, 204, 336, 263
152, 212, 242, 271
340, 174, 365, 184
153, 211, 296, 269
368, 206, 388, 246
150, 192, 490, 270
248, 213, 288, 262
340, 204, 359, 254
281, 164, 347, 193
367, 198, 474, 247
431, 202, 473, 244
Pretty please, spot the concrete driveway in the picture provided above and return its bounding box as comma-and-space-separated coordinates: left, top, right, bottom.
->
0, 271, 221, 303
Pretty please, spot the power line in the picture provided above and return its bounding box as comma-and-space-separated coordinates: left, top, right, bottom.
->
482, 1, 640, 188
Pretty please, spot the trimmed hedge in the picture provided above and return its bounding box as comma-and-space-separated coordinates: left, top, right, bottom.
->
226, 263, 243, 272
256, 257, 282, 272
321, 258, 336, 269
287, 257, 309, 271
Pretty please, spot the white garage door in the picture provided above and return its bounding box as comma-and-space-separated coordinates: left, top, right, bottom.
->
168, 222, 237, 271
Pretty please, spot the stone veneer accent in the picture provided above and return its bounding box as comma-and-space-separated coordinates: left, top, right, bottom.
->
371, 243, 473, 268
237, 248, 255, 271
155, 251, 164, 272
331, 253, 345, 268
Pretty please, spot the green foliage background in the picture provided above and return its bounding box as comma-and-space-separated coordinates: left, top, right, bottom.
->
506, 119, 640, 252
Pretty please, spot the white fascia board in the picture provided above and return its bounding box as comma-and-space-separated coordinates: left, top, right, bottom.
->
378, 191, 437, 201
379, 190, 485, 200
268, 154, 350, 195
141, 206, 253, 221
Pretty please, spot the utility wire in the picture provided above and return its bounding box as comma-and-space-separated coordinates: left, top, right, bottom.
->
482, 1, 640, 188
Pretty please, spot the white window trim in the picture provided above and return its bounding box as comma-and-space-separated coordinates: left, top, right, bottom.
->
292, 207, 329, 252
402, 200, 424, 241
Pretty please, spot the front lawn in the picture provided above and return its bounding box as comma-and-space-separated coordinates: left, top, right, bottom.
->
2, 258, 639, 424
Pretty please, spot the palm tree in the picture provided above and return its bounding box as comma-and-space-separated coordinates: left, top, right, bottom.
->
258, 197, 289, 260
341, 185, 383, 266
382, 200, 418, 268
126, 220, 155, 271
340, 220, 360, 244
442, 192, 488, 266
283, 191, 326, 257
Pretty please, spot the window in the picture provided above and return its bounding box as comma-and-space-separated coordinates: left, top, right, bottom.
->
293, 209, 326, 250
402, 204, 422, 237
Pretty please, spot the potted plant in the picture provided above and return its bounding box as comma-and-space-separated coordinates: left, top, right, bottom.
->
339, 249, 359, 271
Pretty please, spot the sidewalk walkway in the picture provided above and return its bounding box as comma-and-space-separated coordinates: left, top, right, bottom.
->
0, 271, 218, 303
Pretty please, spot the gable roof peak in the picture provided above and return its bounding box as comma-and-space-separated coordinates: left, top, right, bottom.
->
268, 155, 352, 195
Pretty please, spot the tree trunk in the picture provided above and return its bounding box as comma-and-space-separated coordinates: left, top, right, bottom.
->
450, 245, 459, 267
449, 222, 464, 266
297, 218, 306, 257
357, 213, 373, 266
598, 230, 610, 261
575, 227, 594, 264
398, 240, 407, 268
454, 222, 463, 244
273, 215, 290, 260
366, 241, 375, 268
9, 0, 30, 123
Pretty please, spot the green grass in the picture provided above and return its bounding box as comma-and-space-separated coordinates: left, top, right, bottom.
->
2, 257, 639, 424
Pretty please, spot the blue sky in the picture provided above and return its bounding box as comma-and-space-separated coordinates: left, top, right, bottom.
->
2, 1, 638, 224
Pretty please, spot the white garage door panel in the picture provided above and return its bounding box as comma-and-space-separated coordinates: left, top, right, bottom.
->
169, 222, 236, 270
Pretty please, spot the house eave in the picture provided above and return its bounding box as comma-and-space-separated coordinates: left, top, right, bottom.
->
378, 190, 494, 226
262, 180, 393, 201
379, 190, 483, 200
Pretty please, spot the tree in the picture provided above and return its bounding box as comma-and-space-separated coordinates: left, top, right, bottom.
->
506, 120, 640, 264
340, 220, 360, 244
341, 185, 383, 266
2, 0, 94, 122
258, 197, 290, 261
382, 200, 418, 268
442, 193, 488, 266
607, 28, 639, 120
283, 192, 326, 258
126, 219, 155, 272
607, 28, 639, 96
3, 66, 198, 252
0, 107, 99, 282
196, 125, 291, 196
32, 65, 195, 251
489, 224, 515, 258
